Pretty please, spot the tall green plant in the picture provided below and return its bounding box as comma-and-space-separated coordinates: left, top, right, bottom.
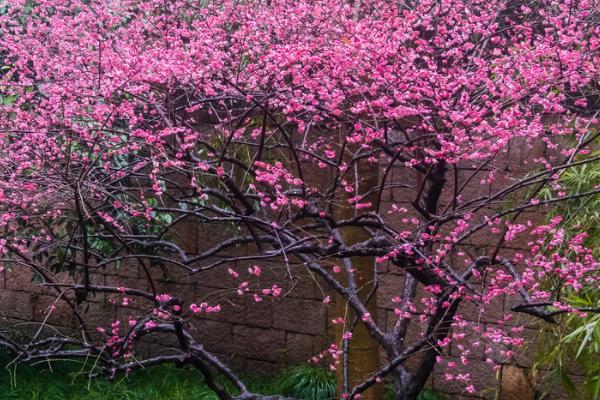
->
277, 366, 337, 400
534, 139, 600, 399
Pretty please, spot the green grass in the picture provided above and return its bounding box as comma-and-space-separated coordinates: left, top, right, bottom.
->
0, 357, 305, 400
278, 365, 336, 399
0, 359, 267, 400
0, 358, 444, 399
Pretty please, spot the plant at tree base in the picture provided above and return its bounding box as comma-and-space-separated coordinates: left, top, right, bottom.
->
278, 366, 336, 400
0, 1, 598, 400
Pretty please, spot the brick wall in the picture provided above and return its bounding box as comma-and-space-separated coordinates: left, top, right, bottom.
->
0, 137, 583, 399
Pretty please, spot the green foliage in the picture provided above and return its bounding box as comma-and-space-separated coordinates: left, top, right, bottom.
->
534, 137, 600, 399
277, 365, 336, 400
538, 133, 600, 255
0, 359, 267, 400
416, 389, 446, 400
274, 365, 445, 400
535, 286, 600, 400
383, 385, 446, 400
0, 358, 446, 400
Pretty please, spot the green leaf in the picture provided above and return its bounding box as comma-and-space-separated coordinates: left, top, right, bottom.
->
560, 369, 578, 397
1, 95, 16, 106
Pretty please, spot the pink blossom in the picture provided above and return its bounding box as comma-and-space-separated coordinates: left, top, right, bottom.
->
248, 265, 262, 276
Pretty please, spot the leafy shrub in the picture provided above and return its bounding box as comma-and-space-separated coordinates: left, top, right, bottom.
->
277, 365, 336, 399
535, 143, 600, 399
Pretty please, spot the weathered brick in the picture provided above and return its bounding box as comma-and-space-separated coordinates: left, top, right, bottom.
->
1, 290, 34, 321
285, 332, 324, 363
286, 272, 320, 300
377, 273, 406, 310
5, 268, 38, 292
103, 261, 140, 279
232, 325, 286, 362
191, 318, 233, 354
244, 359, 281, 376
82, 300, 115, 330
170, 219, 199, 254
147, 331, 180, 349
244, 299, 273, 328
105, 275, 150, 293
193, 267, 238, 290
203, 297, 247, 325
31, 294, 77, 327
155, 280, 195, 301
273, 298, 325, 335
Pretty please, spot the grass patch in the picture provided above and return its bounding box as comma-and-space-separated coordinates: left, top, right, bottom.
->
0, 356, 444, 399
278, 365, 336, 399
0, 356, 278, 400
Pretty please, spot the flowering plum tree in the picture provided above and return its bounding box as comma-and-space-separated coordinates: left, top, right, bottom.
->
0, 0, 599, 399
